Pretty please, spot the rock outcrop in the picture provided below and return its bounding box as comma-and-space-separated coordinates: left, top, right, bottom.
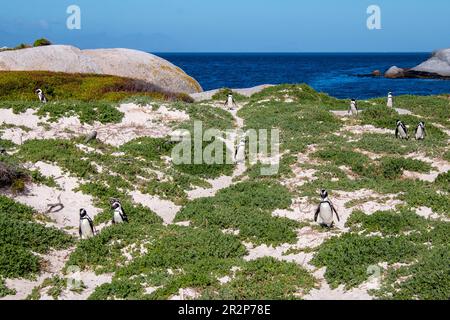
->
384, 48, 450, 80
384, 66, 405, 78
0, 45, 202, 94
411, 48, 450, 77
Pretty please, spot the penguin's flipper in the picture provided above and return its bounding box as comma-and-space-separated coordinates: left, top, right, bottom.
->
88, 217, 95, 235
314, 206, 320, 222
121, 208, 129, 223
401, 123, 408, 135
395, 127, 399, 138
330, 202, 340, 222
78, 224, 82, 238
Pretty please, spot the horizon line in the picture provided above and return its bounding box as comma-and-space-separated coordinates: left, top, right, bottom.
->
151, 51, 432, 54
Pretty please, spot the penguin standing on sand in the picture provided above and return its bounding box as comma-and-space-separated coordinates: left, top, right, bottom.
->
79, 209, 95, 239
395, 120, 409, 139
35, 89, 47, 103
224, 94, 237, 110
314, 189, 340, 228
349, 99, 358, 116
415, 121, 426, 140
111, 199, 129, 224
387, 92, 393, 108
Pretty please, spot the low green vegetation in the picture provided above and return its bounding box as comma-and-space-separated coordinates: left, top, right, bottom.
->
1, 83, 448, 300
33, 38, 52, 47
87, 226, 246, 300
211, 88, 247, 102
0, 196, 73, 278
312, 209, 449, 299
176, 181, 297, 245
0, 277, 16, 297
201, 257, 316, 300
0, 71, 193, 102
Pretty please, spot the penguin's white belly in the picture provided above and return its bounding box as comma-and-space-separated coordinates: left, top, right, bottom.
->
319, 203, 334, 226
80, 220, 94, 239
416, 127, 424, 140
236, 143, 246, 163
387, 98, 393, 107
398, 127, 407, 138
227, 97, 234, 108
114, 211, 124, 223
350, 104, 358, 115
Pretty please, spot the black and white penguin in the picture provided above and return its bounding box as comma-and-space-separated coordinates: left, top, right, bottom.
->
79, 209, 95, 239
415, 121, 426, 140
314, 189, 340, 228
35, 89, 47, 103
234, 137, 246, 163
349, 99, 358, 116
395, 120, 408, 139
224, 93, 237, 110
387, 92, 393, 108
111, 199, 129, 224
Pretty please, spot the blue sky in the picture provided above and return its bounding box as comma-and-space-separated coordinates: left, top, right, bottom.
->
0, 0, 449, 52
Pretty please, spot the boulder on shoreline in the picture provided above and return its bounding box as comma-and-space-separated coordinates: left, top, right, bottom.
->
385, 66, 405, 78
412, 49, 450, 76
384, 48, 450, 80
0, 45, 202, 94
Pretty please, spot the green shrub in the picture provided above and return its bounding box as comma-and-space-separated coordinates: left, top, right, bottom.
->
33, 38, 52, 47
0, 71, 193, 102
18, 139, 97, 178
176, 181, 297, 245
0, 244, 41, 278
0, 196, 73, 278
0, 277, 16, 297
346, 209, 428, 235
311, 233, 422, 289
202, 257, 316, 300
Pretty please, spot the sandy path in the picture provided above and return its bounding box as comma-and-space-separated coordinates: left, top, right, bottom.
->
186, 104, 248, 200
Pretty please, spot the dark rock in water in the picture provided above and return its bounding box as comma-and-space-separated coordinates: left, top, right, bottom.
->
84, 131, 98, 143
372, 70, 381, 77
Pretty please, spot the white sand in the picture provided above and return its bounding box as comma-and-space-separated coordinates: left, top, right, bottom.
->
11, 162, 101, 233
0, 103, 189, 147
130, 190, 181, 225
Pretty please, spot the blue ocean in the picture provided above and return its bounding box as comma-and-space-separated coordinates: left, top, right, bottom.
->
158, 53, 450, 99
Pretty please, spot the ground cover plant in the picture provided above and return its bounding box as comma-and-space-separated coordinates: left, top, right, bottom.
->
0, 82, 448, 300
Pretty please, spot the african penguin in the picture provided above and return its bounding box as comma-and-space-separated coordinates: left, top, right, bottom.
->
349, 99, 358, 116
314, 189, 340, 228
395, 120, 408, 139
79, 209, 95, 239
387, 92, 393, 108
224, 94, 237, 110
35, 89, 47, 103
235, 137, 246, 163
415, 121, 426, 140
111, 199, 129, 224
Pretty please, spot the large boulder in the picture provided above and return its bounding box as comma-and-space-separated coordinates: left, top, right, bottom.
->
411, 48, 450, 77
0, 45, 202, 94
384, 66, 405, 78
